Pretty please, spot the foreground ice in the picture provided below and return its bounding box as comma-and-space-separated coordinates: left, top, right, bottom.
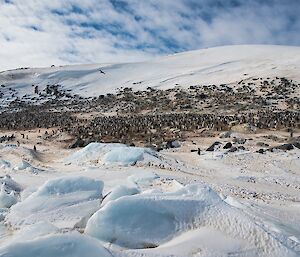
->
0, 175, 21, 208
102, 185, 140, 206
6, 176, 103, 228
65, 143, 161, 166
85, 184, 297, 256
127, 171, 160, 186
0, 185, 17, 208
0, 160, 11, 170
0, 232, 112, 257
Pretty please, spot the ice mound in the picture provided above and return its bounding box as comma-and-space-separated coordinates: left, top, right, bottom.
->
14, 160, 31, 170
0, 175, 21, 209
0, 185, 18, 208
6, 221, 59, 244
85, 184, 221, 248
6, 176, 103, 228
128, 171, 159, 186
102, 185, 140, 206
85, 184, 298, 256
103, 147, 145, 165
13, 160, 44, 174
35, 176, 102, 196
0, 159, 11, 169
0, 175, 22, 193
0, 232, 112, 257
65, 142, 160, 166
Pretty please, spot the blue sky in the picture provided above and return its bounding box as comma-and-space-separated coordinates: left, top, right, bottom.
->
0, 0, 299, 70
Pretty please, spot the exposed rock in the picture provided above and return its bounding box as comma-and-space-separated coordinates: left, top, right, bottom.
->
292, 141, 300, 149
219, 131, 232, 138
233, 138, 247, 144
256, 142, 269, 147
223, 142, 232, 149
271, 143, 294, 151
69, 138, 86, 149
228, 147, 238, 152
257, 149, 266, 154
206, 142, 221, 151
166, 140, 180, 149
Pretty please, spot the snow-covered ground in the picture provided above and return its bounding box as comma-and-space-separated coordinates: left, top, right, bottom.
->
0, 45, 300, 103
0, 45, 299, 256
0, 133, 299, 257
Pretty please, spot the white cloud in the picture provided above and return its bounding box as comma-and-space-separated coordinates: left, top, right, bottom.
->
0, 0, 299, 70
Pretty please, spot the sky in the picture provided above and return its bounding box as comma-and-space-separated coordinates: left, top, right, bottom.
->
0, 0, 299, 70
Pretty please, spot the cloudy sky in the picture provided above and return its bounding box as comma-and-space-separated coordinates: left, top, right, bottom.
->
0, 0, 299, 70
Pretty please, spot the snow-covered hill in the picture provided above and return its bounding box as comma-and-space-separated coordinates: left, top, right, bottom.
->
1, 45, 300, 100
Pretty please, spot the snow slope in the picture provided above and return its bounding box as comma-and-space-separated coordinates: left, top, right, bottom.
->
0, 45, 299, 100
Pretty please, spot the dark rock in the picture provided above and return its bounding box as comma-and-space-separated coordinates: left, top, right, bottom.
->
228, 147, 238, 152
206, 142, 222, 151
256, 142, 269, 147
233, 138, 246, 144
271, 143, 294, 151
238, 146, 246, 150
256, 149, 266, 154
223, 142, 232, 149
166, 140, 180, 149
69, 138, 85, 148
219, 131, 232, 138
292, 141, 300, 149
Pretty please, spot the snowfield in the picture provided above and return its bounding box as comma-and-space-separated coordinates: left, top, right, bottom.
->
0, 45, 300, 104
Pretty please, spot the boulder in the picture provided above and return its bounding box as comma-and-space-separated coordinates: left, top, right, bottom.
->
271, 143, 294, 151
292, 141, 300, 149
69, 138, 86, 149
219, 131, 232, 138
223, 142, 232, 149
228, 147, 238, 152
233, 138, 246, 144
256, 142, 269, 147
166, 140, 180, 149
206, 142, 222, 151
256, 149, 266, 154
